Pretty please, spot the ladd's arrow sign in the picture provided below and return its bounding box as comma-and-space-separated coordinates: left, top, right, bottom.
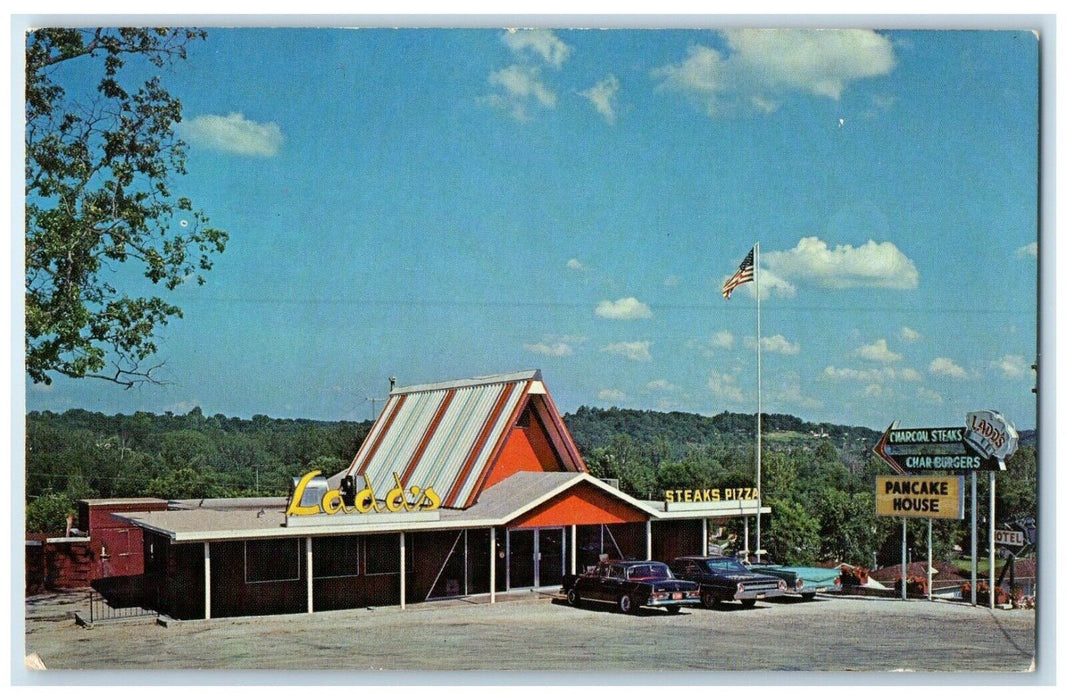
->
873, 423, 1000, 475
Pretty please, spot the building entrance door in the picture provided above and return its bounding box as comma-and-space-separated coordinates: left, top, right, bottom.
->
507, 528, 566, 590
537, 528, 565, 588
507, 529, 535, 589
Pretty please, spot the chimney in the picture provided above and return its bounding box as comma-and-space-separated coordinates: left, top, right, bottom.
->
389, 376, 397, 392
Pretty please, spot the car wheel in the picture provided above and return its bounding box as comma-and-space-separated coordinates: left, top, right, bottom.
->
702, 591, 719, 609
800, 592, 817, 601
740, 598, 757, 609
567, 589, 581, 607
617, 593, 634, 614
665, 605, 681, 615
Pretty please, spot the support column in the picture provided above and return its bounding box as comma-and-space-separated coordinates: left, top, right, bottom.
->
306, 537, 314, 614
399, 532, 406, 610
489, 527, 496, 604
645, 520, 652, 560
203, 542, 211, 620
701, 519, 708, 557
927, 519, 933, 602
989, 472, 996, 609
744, 517, 750, 561
971, 472, 977, 605
901, 519, 907, 601
570, 525, 577, 575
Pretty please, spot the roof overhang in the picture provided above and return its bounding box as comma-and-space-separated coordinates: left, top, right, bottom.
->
113, 474, 772, 542
647, 499, 771, 519
488, 472, 663, 523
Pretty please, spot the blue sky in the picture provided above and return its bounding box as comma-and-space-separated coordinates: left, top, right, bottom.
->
22, 27, 1040, 431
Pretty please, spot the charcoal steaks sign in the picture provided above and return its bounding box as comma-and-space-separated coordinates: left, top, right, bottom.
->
873, 410, 1018, 475
875, 475, 965, 519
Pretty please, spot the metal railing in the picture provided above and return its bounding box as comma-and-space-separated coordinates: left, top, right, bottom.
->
87, 590, 157, 624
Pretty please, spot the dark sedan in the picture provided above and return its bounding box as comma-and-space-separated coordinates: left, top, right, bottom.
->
561, 560, 701, 614
671, 555, 787, 608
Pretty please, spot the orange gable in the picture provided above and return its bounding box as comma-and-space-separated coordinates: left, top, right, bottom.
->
509, 481, 649, 528
483, 404, 566, 489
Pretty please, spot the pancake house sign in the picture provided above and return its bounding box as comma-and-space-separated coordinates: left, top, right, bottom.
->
875, 475, 965, 519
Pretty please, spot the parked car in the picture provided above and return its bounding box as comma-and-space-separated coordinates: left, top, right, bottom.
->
670, 555, 787, 608
561, 560, 701, 614
747, 562, 842, 600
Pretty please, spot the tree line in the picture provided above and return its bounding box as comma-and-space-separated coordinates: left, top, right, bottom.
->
567, 407, 1037, 568
25, 407, 370, 532
25, 405, 1037, 571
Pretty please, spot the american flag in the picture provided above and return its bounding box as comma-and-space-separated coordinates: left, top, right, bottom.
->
721, 248, 755, 300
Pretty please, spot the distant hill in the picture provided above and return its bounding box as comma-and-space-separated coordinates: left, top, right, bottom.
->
562, 406, 882, 460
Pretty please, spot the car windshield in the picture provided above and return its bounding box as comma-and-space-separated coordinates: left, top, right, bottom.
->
627, 564, 672, 580
706, 558, 751, 575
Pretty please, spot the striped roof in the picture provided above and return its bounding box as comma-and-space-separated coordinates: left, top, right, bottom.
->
339, 370, 586, 509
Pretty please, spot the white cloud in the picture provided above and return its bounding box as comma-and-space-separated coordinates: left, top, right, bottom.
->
580, 74, 620, 124
775, 373, 822, 409
743, 267, 798, 300
929, 357, 969, 379
1015, 242, 1038, 259
897, 367, 922, 382
763, 334, 800, 355
710, 330, 735, 349
745, 334, 800, 355
762, 236, 919, 290
600, 341, 652, 362
992, 354, 1030, 379
566, 258, 589, 272
900, 326, 921, 343
653, 29, 895, 116
918, 387, 943, 404
726, 266, 796, 300
502, 29, 572, 69
708, 370, 745, 403
663, 275, 680, 287
864, 384, 883, 397
823, 365, 921, 383
856, 338, 901, 364
484, 65, 557, 121
646, 379, 681, 393
595, 297, 652, 320
599, 388, 626, 402
180, 113, 284, 156
523, 341, 573, 357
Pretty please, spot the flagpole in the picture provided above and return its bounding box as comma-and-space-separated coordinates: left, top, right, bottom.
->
755, 241, 762, 563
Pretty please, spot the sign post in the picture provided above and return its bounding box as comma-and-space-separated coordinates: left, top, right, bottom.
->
875, 412, 1018, 608
901, 519, 907, 601
927, 518, 933, 602
989, 472, 996, 609
875, 475, 965, 601
971, 473, 977, 606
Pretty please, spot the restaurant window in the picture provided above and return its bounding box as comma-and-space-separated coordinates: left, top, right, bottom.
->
245, 538, 300, 584
312, 535, 360, 579
364, 533, 400, 575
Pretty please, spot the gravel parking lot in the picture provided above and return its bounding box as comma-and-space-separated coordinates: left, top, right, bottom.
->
23, 589, 1036, 676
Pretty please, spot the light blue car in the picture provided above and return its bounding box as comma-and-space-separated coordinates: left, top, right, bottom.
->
747, 563, 842, 600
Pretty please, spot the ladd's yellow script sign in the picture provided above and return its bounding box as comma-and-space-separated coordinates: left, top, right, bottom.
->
287, 470, 441, 517
875, 475, 965, 519
665, 487, 759, 504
